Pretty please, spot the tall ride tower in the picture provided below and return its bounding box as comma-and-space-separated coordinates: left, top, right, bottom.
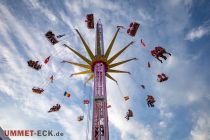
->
63, 20, 136, 140
92, 20, 108, 139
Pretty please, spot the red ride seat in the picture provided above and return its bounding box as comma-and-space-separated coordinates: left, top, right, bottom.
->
85, 14, 94, 29
127, 22, 140, 37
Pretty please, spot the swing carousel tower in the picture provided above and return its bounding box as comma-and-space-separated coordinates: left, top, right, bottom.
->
63, 20, 136, 140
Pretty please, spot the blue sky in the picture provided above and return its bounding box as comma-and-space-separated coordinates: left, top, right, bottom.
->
0, 0, 210, 140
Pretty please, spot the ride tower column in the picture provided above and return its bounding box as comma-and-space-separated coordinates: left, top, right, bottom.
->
92, 20, 109, 140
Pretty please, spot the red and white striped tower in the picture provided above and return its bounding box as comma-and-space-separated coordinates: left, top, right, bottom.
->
92, 20, 109, 140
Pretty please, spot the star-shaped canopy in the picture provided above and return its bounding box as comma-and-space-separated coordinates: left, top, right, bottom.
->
62, 27, 137, 84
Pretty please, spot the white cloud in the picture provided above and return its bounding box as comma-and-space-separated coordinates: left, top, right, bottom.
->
107, 80, 154, 140
0, 2, 87, 140
89, 0, 121, 11
64, 1, 82, 16
24, 0, 57, 22
191, 114, 210, 140
159, 121, 167, 128
109, 109, 153, 140
186, 22, 210, 41
56, 105, 86, 140
169, 0, 192, 7
138, 9, 153, 22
